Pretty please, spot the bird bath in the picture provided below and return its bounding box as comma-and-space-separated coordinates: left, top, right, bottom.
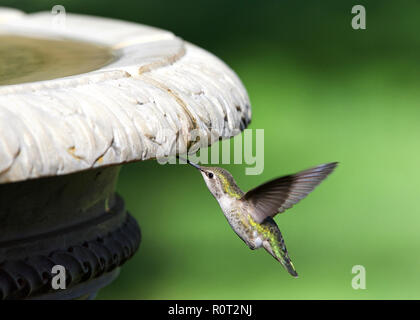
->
0, 8, 251, 299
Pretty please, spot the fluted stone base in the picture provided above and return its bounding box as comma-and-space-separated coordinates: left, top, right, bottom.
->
0, 166, 141, 300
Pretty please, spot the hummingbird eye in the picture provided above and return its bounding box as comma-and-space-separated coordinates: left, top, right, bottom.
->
207, 172, 214, 179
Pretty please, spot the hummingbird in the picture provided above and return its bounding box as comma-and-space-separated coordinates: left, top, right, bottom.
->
180, 157, 338, 277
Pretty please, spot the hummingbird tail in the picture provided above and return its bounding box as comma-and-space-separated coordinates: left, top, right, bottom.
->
263, 234, 298, 278
260, 218, 298, 277
283, 258, 298, 278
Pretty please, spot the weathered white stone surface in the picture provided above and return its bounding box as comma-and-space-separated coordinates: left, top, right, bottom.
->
0, 8, 251, 183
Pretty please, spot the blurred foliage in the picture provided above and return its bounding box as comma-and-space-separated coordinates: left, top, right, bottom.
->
4, 0, 420, 299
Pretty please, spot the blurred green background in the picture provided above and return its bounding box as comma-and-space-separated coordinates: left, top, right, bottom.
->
4, 0, 420, 299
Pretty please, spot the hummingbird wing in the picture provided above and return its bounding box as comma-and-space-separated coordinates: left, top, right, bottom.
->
242, 162, 338, 223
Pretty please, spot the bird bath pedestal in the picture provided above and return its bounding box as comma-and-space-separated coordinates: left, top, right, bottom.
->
0, 8, 251, 299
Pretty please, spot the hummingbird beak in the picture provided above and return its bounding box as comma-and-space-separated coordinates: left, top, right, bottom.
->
177, 156, 203, 171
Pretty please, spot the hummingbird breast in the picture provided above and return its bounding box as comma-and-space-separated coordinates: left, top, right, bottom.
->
218, 196, 263, 249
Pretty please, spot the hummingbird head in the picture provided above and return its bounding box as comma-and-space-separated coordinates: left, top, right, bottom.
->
180, 157, 242, 200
